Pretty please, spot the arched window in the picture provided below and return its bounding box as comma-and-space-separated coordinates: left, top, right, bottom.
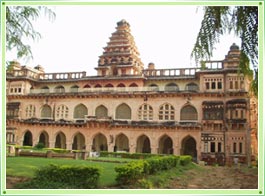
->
180, 105, 198, 121
41, 104, 52, 119
84, 84, 91, 88
94, 84, 102, 88
129, 83, 138, 87
70, 85, 79, 93
185, 83, 199, 91
159, 103, 175, 121
117, 83, 126, 87
165, 83, 179, 91
41, 86, 49, 93
26, 104, 36, 118
54, 85, 65, 93
116, 103, 131, 119
105, 83, 114, 88
95, 105, 108, 119
138, 104, 153, 120
56, 105, 69, 119
149, 84, 159, 91
74, 104, 88, 119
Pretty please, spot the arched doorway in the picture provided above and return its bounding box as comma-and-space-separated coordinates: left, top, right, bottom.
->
92, 133, 108, 152
39, 131, 49, 147
55, 132, 66, 149
181, 136, 197, 162
115, 133, 129, 152
158, 135, 173, 154
136, 135, 151, 153
72, 133, 85, 150
23, 131, 33, 146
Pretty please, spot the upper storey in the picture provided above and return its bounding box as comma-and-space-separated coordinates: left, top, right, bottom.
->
96, 19, 144, 77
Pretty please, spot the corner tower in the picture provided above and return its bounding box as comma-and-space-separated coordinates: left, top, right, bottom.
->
96, 19, 144, 76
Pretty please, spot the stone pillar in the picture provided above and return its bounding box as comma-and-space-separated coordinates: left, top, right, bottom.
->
129, 146, 136, 154
15, 148, 20, 156
81, 151, 87, 160
173, 146, 180, 156
66, 141, 72, 150
108, 143, 115, 152
151, 147, 158, 154
49, 141, 55, 148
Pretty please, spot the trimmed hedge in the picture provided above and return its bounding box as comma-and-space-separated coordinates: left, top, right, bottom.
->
179, 155, 192, 166
100, 151, 162, 159
15, 164, 100, 189
44, 148, 71, 154
115, 155, 180, 185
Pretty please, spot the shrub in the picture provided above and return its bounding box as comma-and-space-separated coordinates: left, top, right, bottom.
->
179, 155, 192, 166
16, 164, 101, 189
115, 161, 145, 184
34, 143, 45, 149
44, 148, 71, 154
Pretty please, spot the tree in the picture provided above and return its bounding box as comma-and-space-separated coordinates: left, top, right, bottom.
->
6, 6, 55, 61
191, 6, 258, 96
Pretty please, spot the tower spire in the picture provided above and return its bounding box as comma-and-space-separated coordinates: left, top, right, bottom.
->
96, 19, 144, 76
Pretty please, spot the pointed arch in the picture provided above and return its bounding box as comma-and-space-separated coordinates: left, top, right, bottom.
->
115, 103, 131, 120
92, 133, 108, 152
185, 83, 199, 91
115, 133, 129, 152
181, 135, 197, 161
41, 86, 49, 93
158, 103, 175, 121
55, 131, 66, 149
41, 104, 52, 119
94, 84, 102, 88
84, 84, 91, 88
138, 104, 153, 120
23, 130, 33, 146
180, 105, 198, 121
70, 85, 79, 92
117, 83, 126, 87
165, 83, 179, 91
73, 104, 88, 119
54, 85, 65, 93
136, 134, 151, 153
129, 83, 138, 87
72, 132, 85, 150
158, 134, 173, 154
105, 83, 114, 88
39, 131, 49, 147
56, 104, 69, 120
95, 105, 108, 119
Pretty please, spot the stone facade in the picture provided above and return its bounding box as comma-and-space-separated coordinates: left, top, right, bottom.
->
6, 20, 257, 164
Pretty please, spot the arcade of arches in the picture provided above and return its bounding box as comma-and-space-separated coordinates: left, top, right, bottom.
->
21, 129, 199, 159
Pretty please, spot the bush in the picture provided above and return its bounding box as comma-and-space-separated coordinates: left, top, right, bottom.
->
16, 164, 101, 189
115, 155, 180, 185
34, 143, 45, 150
43, 148, 71, 154
100, 151, 162, 159
179, 155, 192, 166
115, 161, 145, 184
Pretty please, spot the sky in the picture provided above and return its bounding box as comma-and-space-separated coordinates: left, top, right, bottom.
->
6, 5, 242, 75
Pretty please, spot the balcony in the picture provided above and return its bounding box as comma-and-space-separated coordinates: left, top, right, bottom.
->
28, 86, 193, 95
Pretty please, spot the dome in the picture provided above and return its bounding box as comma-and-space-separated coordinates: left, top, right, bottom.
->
230, 43, 239, 50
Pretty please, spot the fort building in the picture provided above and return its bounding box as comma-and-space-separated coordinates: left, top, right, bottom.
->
6, 19, 258, 165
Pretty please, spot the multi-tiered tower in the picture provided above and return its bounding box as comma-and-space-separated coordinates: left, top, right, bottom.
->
6, 20, 257, 165
96, 19, 144, 77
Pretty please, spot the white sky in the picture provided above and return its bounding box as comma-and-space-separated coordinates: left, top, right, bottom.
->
6, 5, 241, 75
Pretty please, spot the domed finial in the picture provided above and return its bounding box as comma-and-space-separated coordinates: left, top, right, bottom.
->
230, 43, 239, 50
117, 19, 130, 27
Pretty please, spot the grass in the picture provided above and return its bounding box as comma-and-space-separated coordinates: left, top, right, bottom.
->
6, 156, 125, 187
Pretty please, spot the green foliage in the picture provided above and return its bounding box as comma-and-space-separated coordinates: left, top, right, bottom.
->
191, 6, 258, 96
43, 148, 71, 154
115, 161, 145, 184
135, 179, 153, 189
15, 164, 100, 189
5, 6, 55, 60
115, 156, 180, 185
34, 142, 45, 150
100, 151, 161, 159
179, 155, 192, 166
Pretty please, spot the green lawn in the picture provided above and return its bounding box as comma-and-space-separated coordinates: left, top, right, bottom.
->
6, 157, 125, 187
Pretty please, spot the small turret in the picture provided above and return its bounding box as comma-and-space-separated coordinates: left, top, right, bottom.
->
223, 43, 240, 69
